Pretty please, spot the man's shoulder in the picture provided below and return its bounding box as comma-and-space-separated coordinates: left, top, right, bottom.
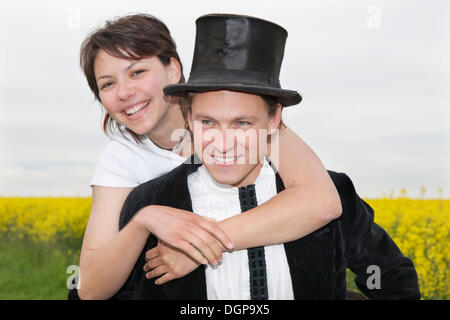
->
326, 170, 358, 206
323, 170, 363, 230
325, 170, 376, 237
326, 170, 355, 191
129, 171, 172, 200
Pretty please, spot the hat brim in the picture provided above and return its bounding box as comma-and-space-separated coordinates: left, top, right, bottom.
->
164, 83, 302, 107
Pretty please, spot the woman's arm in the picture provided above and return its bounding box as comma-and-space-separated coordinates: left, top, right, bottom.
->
78, 186, 146, 299
219, 125, 342, 250
78, 186, 231, 300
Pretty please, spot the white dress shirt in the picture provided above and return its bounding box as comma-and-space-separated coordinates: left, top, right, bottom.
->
187, 159, 294, 300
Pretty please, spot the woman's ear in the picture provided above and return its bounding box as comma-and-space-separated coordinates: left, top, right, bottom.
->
268, 104, 282, 135
167, 57, 182, 84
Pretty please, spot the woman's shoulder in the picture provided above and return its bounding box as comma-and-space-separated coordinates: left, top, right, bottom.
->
92, 133, 185, 188
101, 134, 144, 159
107, 131, 185, 163
95, 135, 150, 173
91, 138, 143, 187
99, 131, 176, 167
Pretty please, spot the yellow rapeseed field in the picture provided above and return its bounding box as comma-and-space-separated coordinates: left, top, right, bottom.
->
0, 195, 448, 299
0, 197, 91, 244
367, 197, 450, 299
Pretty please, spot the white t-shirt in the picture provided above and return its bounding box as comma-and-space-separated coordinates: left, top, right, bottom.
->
91, 131, 186, 187
187, 159, 294, 300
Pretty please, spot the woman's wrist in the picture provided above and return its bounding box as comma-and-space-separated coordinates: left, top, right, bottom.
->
217, 217, 244, 252
132, 206, 154, 236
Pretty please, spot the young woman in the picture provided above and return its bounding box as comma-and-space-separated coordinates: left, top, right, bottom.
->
76, 14, 342, 299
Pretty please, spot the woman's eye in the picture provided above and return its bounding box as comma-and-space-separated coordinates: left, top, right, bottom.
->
131, 70, 145, 77
100, 82, 113, 90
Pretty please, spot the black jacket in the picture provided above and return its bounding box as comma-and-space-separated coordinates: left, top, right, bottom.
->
111, 159, 420, 300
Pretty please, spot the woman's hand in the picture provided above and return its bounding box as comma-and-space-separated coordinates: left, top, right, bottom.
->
143, 241, 201, 285
134, 205, 233, 266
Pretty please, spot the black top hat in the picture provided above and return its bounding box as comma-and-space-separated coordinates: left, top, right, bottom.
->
164, 14, 302, 107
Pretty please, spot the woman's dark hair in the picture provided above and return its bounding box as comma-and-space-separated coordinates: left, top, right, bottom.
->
80, 14, 185, 142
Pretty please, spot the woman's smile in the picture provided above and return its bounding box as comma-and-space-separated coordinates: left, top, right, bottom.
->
122, 100, 151, 120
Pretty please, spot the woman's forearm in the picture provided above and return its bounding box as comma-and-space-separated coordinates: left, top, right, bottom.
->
78, 215, 150, 300
219, 186, 338, 250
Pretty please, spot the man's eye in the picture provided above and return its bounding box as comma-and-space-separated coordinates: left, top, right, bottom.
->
201, 120, 213, 125
236, 121, 250, 126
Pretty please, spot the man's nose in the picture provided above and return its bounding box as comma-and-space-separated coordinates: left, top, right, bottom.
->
214, 128, 236, 155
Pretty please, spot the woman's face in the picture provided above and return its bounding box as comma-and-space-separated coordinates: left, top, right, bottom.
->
94, 50, 181, 136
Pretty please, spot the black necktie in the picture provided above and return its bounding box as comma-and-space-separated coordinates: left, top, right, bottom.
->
239, 184, 268, 300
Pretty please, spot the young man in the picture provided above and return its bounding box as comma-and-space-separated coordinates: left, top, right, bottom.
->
118, 14, 420, 299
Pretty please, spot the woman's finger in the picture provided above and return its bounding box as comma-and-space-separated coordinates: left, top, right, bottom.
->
201, 216, 217, 223
196, 217, 234, 250
145, 265, 168, 280
208, 238, 225, 263
190, 227, 223, 263
186, 230, 219, 266
155, 273, 177, 285
199, 216, 230, 256
178, 241, 208, 266
145, 247, 159, 262
143, 257, 164, 272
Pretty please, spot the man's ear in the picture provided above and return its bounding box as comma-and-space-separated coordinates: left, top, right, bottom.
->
167, 57, 182, 84
268, 104, 282, 135
187, 110, 194, 132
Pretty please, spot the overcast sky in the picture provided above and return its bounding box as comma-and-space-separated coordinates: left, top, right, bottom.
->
0, 0, 449, 198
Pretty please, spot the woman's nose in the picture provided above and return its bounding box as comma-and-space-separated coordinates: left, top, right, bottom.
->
117, 81, 135, 100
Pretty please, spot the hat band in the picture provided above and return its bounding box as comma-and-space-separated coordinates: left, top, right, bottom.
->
188, 69, 281, 88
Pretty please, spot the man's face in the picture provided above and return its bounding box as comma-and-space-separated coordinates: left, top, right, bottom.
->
188, 90, 281, 187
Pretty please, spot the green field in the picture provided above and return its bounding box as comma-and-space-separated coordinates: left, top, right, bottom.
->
0, 238, 80, 300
